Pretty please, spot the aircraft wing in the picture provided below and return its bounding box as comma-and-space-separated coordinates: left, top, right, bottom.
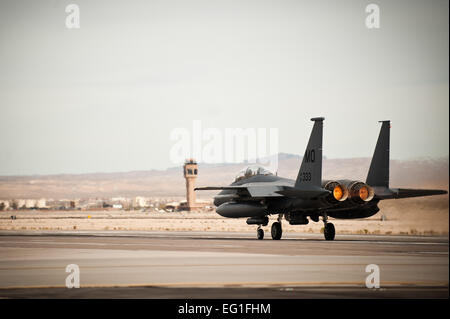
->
194, 186, 247, 191
274, 187, 330, 199
195, 185, 329, 199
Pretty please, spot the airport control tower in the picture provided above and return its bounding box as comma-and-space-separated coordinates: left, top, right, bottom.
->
183, 159, 198, 211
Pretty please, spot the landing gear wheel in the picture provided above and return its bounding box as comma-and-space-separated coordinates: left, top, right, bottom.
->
324, 222, 335, 241
257, 228, 264, 240
271, 222, 282, 240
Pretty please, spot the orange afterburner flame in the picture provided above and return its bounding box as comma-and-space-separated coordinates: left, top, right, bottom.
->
333, 185, 344, 201
359, 186, 369, 201
323, 181, 348, 203
347, 181, 375, 203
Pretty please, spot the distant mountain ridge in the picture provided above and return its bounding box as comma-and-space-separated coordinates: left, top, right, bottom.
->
0, 154, 448, 199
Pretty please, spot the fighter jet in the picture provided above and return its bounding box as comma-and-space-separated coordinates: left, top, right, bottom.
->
195, 117, 447, 240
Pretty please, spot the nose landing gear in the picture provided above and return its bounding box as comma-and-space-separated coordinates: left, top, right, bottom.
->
257, 226, 264, 240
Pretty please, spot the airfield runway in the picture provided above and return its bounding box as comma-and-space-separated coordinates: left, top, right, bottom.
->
0, 231, 448, 298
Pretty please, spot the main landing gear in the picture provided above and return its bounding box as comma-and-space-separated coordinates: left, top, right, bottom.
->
322, 214, 335, 241
271, 222, 282, 240
271, 214, 283, 240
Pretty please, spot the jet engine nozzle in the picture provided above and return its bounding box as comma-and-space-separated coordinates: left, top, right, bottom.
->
348, 181, 375, 203
323, 181, 349, 203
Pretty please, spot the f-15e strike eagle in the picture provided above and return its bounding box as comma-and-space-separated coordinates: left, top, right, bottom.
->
195, 117, 447, 240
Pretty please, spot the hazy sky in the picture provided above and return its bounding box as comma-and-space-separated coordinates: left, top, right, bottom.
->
0, 0, 448, 175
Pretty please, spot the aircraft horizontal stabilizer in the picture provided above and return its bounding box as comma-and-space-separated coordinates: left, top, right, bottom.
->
375, 187, 448, 199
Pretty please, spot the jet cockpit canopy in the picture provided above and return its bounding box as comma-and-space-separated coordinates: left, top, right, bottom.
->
234, 165, 274, 182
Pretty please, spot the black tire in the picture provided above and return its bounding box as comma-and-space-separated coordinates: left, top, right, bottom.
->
271, 222, 282, 240
257, 228, 264, 240
324, 223, 335, 241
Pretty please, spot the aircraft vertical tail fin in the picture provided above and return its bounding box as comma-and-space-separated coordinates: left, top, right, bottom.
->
295, 117, 324, 189
366, 120, 390, 187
